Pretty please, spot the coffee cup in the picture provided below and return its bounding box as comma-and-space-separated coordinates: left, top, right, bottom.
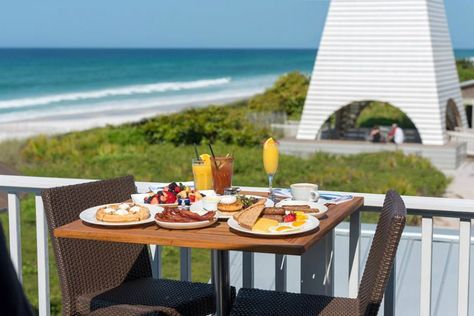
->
290, 183, 320, 201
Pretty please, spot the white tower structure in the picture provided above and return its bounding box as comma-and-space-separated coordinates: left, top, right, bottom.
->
297, 0, 467, 145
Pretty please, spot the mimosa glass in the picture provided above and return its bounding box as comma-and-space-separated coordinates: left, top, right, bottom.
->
263, 138, 279, 200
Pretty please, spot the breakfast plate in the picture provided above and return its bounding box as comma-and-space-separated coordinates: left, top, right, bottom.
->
154, 207, 217, 230
275, 199, 328, 218
227, 215, 320, 236
80, 203, 163, 227
190, 195, 274, 219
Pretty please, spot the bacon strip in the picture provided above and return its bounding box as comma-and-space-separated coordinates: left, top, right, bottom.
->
155, 208, 216, 223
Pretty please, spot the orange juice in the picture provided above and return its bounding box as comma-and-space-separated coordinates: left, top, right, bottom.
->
192, 155, 213, 190
263, 138, 279, 175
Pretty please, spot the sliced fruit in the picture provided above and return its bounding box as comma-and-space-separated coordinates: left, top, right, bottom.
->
150, 196, 159, 204
200, 154, 212, 166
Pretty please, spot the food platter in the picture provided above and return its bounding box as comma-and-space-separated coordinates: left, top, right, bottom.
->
154, 207, 217, 230
227, 215, 320, 236
275, 199, 328, 218
80, 203, 163, 227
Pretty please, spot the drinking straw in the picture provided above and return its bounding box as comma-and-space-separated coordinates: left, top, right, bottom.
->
193, 143, 200, 160
208, 143, 219, 169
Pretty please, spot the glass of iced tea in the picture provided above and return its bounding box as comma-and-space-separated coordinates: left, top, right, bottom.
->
210, 156, 234, 195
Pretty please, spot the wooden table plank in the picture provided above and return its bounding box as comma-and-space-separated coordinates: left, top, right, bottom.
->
54, 197, 363, 256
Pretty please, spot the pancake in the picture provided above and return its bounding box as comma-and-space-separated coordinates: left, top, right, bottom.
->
96, 203, 150, 222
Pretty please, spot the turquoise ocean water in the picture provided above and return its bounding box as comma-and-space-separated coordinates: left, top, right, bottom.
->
0, 48, 473, 124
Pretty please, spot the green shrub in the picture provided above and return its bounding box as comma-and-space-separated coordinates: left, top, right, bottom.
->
457, 59, 474, 82
248, 72, 309, 120
356, 101, 416, 128
140, 105, 271, 146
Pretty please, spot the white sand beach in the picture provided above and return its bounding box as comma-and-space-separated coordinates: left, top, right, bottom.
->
0, 94, 252, 141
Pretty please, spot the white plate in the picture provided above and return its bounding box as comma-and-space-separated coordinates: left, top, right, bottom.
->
79, 203, 163, 227
275, 199, 328, 218
190, 195, 274, 219
227, 215, 320, 236
154, 208, 217, 230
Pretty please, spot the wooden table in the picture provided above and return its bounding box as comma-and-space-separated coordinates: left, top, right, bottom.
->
54, 195, 363, 316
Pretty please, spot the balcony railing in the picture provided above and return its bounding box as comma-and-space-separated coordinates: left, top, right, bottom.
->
1, 175, 473, 316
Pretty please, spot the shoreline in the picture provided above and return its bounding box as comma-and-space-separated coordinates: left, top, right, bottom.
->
0, 94, 251, 141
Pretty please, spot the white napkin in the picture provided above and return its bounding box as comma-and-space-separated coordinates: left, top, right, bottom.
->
318, 193, 353, 204
273, 188, 353, 205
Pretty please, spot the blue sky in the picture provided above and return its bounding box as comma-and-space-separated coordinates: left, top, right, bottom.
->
1, 0, 473, 48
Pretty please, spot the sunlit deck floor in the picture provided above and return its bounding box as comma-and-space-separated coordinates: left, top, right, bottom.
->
228, 222, 473, 315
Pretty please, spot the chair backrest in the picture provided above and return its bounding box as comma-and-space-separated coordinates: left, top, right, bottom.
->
358, 190, 406, 315
42, 175, 152, 316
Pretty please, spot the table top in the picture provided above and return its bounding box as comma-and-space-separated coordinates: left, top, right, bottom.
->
54, 195, 363, 255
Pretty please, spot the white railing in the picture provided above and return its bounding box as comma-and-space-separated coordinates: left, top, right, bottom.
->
448, 129, 474, 156
1, 175, 473, 316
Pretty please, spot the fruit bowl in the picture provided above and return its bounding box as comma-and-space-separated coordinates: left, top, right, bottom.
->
131, 182, 202, 206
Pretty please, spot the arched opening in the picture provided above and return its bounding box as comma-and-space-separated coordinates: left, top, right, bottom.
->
446, 99, 462, 131
320, 101, 421, 143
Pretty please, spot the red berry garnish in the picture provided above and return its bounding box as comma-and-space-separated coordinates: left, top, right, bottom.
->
283, 213, 296, 222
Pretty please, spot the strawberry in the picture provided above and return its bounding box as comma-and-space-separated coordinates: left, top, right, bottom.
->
166, 193, 177, 204
189, 194, 196, 203
174, 186, 181, 193
283, 213, 296, 222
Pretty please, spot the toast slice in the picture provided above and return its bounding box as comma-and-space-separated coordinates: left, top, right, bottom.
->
237, 203, 265, 230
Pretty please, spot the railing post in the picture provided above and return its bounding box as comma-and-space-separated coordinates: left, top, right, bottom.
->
242, 252, 254, 288
275, 254, 287, 292
420, 216, 433, 316
348, 208, 361, 298
35, 194, 50, 316
180, 248, 192, 281
8, 192, 22, 283
149, 245, 162, 279
458, 218, 471, 316
384, 259, 396, 316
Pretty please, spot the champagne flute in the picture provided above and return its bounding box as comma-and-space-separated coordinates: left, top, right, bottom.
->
263, 138, 279, 201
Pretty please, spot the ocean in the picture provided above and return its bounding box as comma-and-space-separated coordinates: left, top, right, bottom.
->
0, 48, 473, 139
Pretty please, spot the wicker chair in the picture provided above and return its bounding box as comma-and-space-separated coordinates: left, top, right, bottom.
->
230, 190, 406, 316
42, 175, 218, 316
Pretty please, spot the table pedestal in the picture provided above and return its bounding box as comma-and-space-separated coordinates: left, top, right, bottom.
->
300, 230, 335, 296
212, 249, 231, 316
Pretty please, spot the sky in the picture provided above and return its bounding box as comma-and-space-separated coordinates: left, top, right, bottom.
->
0, 0, 473, 49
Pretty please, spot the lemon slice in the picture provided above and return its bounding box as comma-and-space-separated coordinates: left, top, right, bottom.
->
200, 154, 212, 166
